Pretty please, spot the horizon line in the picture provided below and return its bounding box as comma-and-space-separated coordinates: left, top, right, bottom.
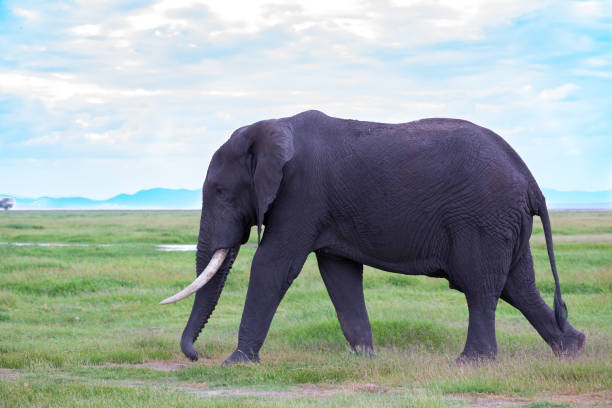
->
2, 186, 612, 201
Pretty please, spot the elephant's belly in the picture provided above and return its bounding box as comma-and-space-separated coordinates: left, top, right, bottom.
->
366, 257, 447, 277
315, 242, 447, 278
314, 216, 449, 269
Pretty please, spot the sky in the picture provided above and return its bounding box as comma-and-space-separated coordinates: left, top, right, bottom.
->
0, 0, 611, 199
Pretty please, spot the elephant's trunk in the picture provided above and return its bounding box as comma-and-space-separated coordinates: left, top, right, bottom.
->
180, 246, 237, 361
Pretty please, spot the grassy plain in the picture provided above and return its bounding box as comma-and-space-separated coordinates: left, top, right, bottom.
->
0, 211, 610, 407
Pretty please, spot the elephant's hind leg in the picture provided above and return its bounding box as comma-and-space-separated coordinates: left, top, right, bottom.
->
454, 287, 502, 364
451, 233, 511, 363
316, 252, 373, 355
501, 249, 585, 356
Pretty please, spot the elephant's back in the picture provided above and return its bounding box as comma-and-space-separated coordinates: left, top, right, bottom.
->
397, 118, 535, 216
320, 116, 533, 251
336, 116, 533, 190
289, 111, 537, 212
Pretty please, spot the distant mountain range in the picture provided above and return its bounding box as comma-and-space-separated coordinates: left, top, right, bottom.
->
2, 188, 201, 210
1, 187, 611, 210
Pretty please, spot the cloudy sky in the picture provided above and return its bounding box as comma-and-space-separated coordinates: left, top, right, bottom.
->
1, 0, 611, 199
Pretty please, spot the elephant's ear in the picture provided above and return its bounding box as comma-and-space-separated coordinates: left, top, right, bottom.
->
248, 120, 294, 242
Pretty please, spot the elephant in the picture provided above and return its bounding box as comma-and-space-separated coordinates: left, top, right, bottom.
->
161, 110, 585, 364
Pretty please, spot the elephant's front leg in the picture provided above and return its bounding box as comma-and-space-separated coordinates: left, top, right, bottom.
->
316, 252, 373, 355
223, 236, 309, 365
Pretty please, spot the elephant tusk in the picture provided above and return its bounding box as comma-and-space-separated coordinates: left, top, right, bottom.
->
159, 248, 229, 305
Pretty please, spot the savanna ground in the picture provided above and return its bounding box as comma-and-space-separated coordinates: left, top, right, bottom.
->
0, 211, 610, 407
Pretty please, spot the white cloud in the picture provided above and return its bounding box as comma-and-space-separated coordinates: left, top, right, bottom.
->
215, 111, 232, 120
128, 11, 187, 32
538, 83, 581, 101
1, 0, 611, 196
13, 8, 40, 21
559, 135, 582, 155
23, 134, 62, 145
331, 18, 377, 39
569, 0, 605, 18
0, 72, 109, 107
573, 69, 612, 79
107, 0, 549, 46
84, 131, 131, 145
584, 56, 609, 67
75, 119, 90, 128
384, 0, 549, 43
475, 103, 505, 113
0, 70, 250, 110
199, 90, 249, 97
70, 24, 102, 36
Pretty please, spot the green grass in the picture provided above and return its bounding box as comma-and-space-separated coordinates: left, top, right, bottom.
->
0, 210, 611, 407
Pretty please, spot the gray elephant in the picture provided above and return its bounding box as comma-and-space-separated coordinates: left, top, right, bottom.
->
161, 110, 585, 364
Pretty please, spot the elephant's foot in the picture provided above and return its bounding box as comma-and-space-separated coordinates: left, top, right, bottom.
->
550, 328, 586, 358
351, 345, 375, 358
222, 349, 260, 365
456, 349, 497, 365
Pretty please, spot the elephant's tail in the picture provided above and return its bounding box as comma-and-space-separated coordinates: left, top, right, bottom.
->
530, 185, 569, 332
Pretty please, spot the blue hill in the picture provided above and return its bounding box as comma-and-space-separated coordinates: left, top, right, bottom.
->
106, 188, 201, 208
3, 188, 201, 210
2, 187, 611, 210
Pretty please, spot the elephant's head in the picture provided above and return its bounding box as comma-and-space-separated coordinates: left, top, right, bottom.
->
160, 119, 294, 361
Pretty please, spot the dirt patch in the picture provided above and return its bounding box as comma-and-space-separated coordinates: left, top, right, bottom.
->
101, 360, 189, 372
86, 361, 612, 404
465, 394, 529, 407
0, 368, 23, 379
352, 383, 390, 393
178, 383, 344, 398
64, 364, 388, 398
133, 360, 190, 372
549, 390, 612, 406
463, 390, 612, 407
